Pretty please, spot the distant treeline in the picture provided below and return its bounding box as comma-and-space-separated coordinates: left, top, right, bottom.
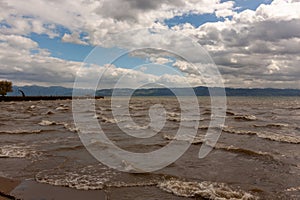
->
96, 87, 300, 96
7, 85, 300, 97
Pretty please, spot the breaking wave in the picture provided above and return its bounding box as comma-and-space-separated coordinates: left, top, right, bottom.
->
36, 165, 116, 190
223, 128, 300, 144
253, 123, 289, 128
38, 120, 78, 132
36, 166, 258, 200
123, 124, 149, 130
55, 106, 69, 111
162, 133, 204, 144
0, 144, 40, 158
0, 129, 43, 135
213, 143, 273, 158
93, 115, 118, 124
158, 179, 258, 199
162, 133, 273, 158
234, 115, 257, 121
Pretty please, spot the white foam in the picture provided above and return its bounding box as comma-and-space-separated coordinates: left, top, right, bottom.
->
62, 123, 79, 133
163, 133, 204, 144
123, 124, 149, 130
38, 120, 57, 126
286, 186, 300, 192
0, 144, 39, 158
223, 127, 300, 144
36, 165, 117, 190
38, 120, 78, 133
257, 132, 300, 144
158, 179, 258, 199
99, 116, 117, 124
55, 106, 69, 111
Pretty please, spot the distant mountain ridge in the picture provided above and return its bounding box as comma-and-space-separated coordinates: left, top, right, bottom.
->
7, 85, 300, 97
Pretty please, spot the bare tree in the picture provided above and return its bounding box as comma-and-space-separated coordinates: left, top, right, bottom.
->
0, 80, 13, 96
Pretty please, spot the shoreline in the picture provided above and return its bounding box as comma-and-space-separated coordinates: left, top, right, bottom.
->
0, 177, 20, 200
0, 96, 104, 102
0, 177, 107, 200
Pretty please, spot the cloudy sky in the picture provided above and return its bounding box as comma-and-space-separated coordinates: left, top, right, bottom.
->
0, 0, 299, 89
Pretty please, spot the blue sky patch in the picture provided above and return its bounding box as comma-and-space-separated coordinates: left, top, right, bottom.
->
165, 13, 222, 28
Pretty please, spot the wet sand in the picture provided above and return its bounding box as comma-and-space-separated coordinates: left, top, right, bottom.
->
0, 177, 20, 200
5, 179, 106, 200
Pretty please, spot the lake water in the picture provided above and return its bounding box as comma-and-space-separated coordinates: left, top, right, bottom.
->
0, 97, 299, 199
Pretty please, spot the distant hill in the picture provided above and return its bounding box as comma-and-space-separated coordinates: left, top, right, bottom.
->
7, 85, 300, 97
8, 85, 93, 96
96, 86, 300, 97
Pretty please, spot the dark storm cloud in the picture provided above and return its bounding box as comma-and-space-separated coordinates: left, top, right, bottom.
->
97, 0, 185, 21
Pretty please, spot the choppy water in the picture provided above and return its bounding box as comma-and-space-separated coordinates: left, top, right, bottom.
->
0, 97, 299, 199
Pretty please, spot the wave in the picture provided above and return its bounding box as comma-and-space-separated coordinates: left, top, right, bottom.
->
0, 144, 40, 158
39, 120, 57, 126
226, 111, 236, 116
286, 186, 300, 192
49, 145, 84, 152
198, 125, 227, 130
213, 143, 273, 158
167, 116, 204, 122
36, 166, 258, 200
223, 128, 300, 144
256, 132, 300, 144
44, 110, 55, 115
63, 123, 79, 133
253, 123, 289, 128
99, 107, 112, 111
167, 116, 180, 122
35, 165, 117, 190
202, 111, 211, 116
55, 106, 69, 111
162, 133, 273, 159
157, 179, 258, 199
38, 120, 78, 132
100, 116, 117, 124
223, 128, 257, 135
234, 115, 257, 121
93, 114, 119, 124
123, 124, 149, 130
167, 112, 180, 122
163, 133, 204, 144
0, 129, 43, 135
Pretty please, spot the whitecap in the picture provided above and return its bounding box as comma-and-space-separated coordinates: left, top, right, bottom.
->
223, 128, 300, 144
0, 144, 40, 158
157, 179, 258, 199
55, 106, 69, 111
35, 165, 117, 190
38, 120, 57, 126
234, 115, 257, 121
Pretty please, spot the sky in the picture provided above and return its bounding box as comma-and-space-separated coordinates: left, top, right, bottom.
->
0, 0, 300, 89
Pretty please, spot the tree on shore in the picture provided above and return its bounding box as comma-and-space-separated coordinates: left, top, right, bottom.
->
0, 80, 13, 96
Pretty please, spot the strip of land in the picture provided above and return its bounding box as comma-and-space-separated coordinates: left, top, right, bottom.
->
0, 96, 104, 102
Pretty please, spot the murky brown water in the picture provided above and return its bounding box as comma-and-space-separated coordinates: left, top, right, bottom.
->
0, 97, 299, 199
